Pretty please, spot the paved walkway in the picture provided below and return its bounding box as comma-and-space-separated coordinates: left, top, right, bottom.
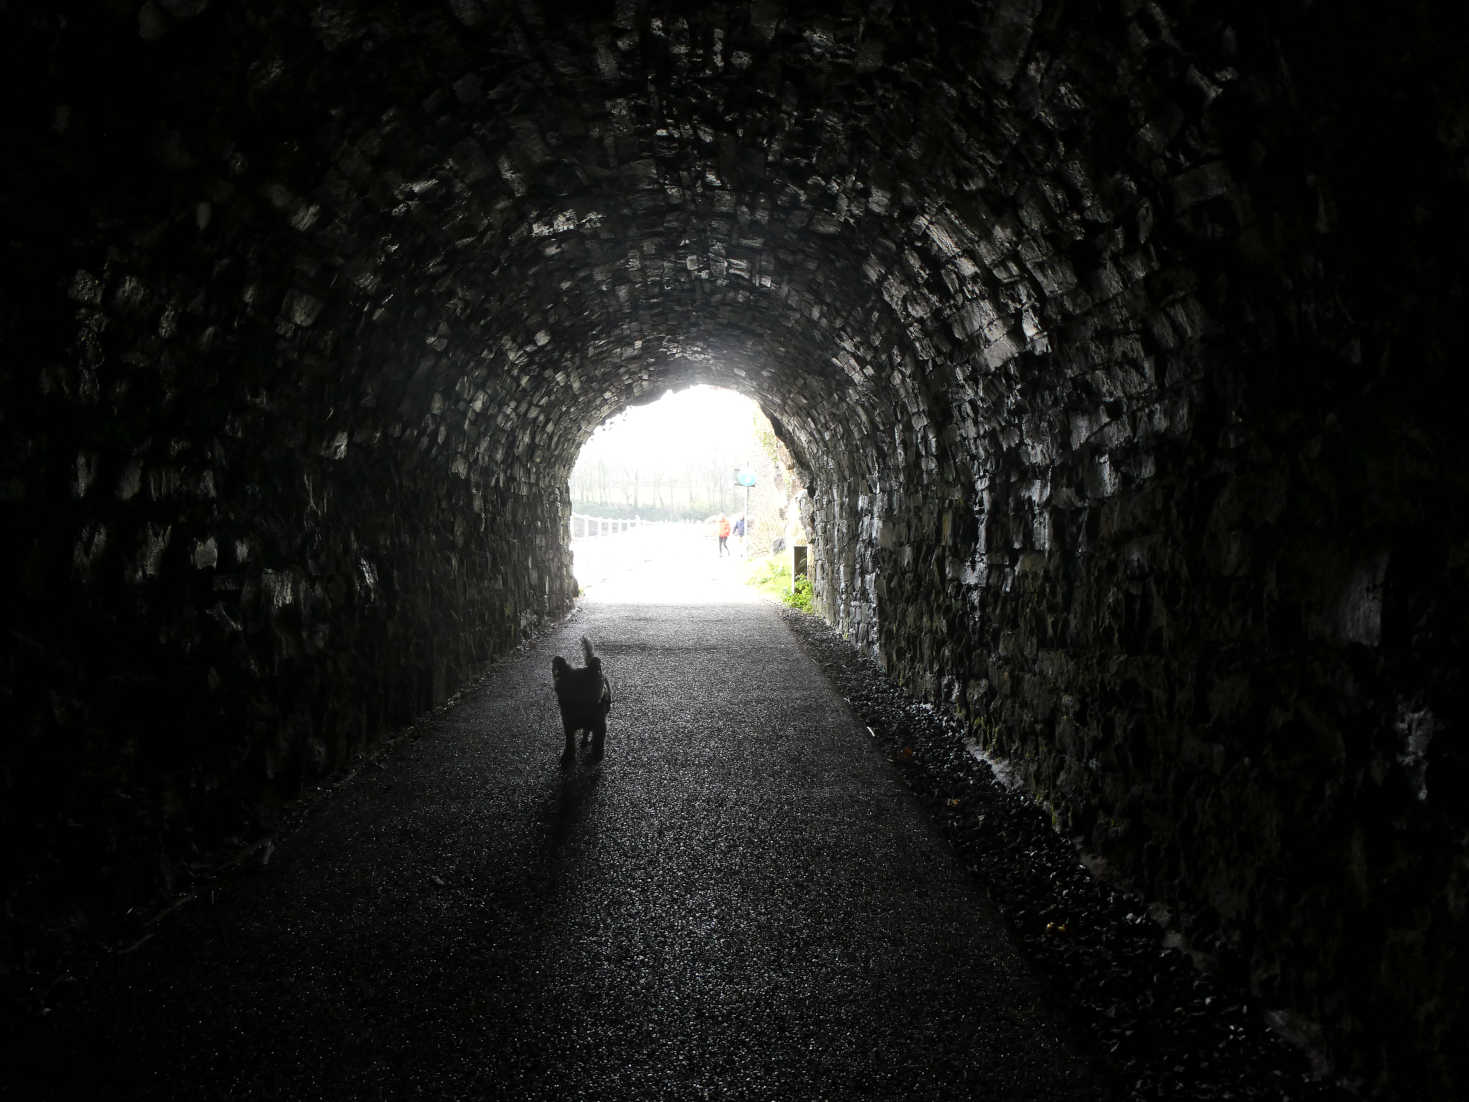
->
8, 590, 1090, 1099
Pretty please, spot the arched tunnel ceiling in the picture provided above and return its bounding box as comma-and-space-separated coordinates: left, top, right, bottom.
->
13, 7, 1469, 1092
52, 0, 1182, 492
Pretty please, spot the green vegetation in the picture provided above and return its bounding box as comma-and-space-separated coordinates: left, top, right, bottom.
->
785, 575, 814, 613
741, 553, 815, 613
740, 552, 790, 597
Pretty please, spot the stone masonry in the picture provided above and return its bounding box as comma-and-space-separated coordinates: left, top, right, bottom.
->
3, 3, 1467, 1096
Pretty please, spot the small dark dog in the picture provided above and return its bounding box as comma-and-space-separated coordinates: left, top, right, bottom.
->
552, 636, 612, 766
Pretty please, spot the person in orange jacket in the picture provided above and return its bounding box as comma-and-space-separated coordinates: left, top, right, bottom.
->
717, 514, 731, 557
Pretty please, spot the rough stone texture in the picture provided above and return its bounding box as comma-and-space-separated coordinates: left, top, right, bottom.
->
2, 3, 1467, 1096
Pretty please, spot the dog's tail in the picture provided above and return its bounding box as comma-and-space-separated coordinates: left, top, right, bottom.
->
581, 636, 597, 665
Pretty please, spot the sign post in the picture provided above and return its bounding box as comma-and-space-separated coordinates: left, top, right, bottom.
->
733, 467, 756, 547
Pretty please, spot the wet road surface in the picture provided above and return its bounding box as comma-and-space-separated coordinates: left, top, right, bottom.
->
8, 597, 1091, 1099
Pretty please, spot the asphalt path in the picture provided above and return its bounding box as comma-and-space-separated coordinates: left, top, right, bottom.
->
8, 562, 1091, 1099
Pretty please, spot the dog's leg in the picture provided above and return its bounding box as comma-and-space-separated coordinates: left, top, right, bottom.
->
561, 723, 576, 767
591, 717, 605, 760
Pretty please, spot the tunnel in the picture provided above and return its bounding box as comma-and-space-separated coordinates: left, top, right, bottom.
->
3, 1, 1466, 1096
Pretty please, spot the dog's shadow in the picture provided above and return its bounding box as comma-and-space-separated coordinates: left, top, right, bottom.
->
541, 760, 603, 848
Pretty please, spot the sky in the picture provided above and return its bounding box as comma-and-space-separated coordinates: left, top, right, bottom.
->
573, 385, 764, 472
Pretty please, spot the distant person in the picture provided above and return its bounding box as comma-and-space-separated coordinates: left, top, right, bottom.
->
733, 515, 745, 538
717, 514, 731, 557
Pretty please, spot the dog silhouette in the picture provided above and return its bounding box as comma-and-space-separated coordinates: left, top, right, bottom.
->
552, 636, 611, 766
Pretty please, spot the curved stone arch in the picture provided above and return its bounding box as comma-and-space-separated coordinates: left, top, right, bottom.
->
10, 0, 1236, 728
13, 4, 1469, 1091
214, 0, 1185, 474
15, 0, 1225, 816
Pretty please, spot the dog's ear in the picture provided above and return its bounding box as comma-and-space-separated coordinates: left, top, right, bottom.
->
552, 656, 569, 680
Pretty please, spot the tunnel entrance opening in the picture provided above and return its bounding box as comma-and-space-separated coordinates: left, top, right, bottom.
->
4, 3, 1466, 1091
566, 385, 801, 604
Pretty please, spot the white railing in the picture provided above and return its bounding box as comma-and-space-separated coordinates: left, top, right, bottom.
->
569, 516, 711, 540
569, 513, 648, 539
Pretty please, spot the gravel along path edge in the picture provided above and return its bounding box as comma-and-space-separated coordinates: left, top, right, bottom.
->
776, 606, 1366, 1102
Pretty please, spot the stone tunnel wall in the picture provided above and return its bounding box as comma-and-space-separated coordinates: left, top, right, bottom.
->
6, 261, 576, 921
3, 2, 1468, 1096
840, 342, 1469, 1096
4, 207, 577, 936
787, 8, 1469, 1095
